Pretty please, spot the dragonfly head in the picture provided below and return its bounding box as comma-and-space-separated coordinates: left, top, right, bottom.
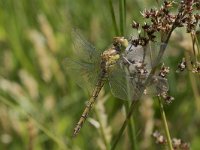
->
113, 37, 128, 52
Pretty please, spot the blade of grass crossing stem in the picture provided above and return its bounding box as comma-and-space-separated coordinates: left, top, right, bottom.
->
108, 0, 119, 35
158, 97, 173, 150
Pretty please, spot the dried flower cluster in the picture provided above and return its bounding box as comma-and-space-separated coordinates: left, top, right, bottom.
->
192, 61, 200, 73
128, 0, 200, 104
159, 64, 170, 78
152, 131, 190, 150
178, 0, 200, 33
131, 0, 200, 46
172, 138, 190, 150
152, 130, 167, 144
177, 57, 200, 74
157, 64, 174, 104
177, 57, 187, 72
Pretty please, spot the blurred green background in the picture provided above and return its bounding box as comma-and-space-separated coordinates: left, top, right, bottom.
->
0, 0, 200, 150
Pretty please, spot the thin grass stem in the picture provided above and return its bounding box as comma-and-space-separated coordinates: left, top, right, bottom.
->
119, 0, 125, 35
124, 103, 138, 150
119, 0, 138, 149
108, 0, 119, 35
157, 97, 173, 150
111, 100, 138, 150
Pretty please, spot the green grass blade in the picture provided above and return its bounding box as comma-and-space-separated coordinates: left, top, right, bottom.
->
108, 0, 119, 35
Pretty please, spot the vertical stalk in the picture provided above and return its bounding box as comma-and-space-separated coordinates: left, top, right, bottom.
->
108, 0, 119, 35
124, 103, 138, 150
111, 100, 138, 150
124, 0, 126, 30
119, 0, 125, 35
124, 67, 138, 149
185, 51, 200, 113
158, 97, 173, 150
120, 1, 138, 149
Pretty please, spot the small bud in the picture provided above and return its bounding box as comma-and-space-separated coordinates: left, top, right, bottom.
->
132, 21, 140, 29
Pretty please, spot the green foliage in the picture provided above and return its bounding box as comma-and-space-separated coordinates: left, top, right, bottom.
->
0, 0, 199, 150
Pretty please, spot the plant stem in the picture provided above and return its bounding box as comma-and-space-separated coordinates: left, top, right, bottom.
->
108, 0, 119, 35
120, 0, 138, 148
158, 97, 173, 150
111, 100, 138, 150
131, 118, 138, 150
119, 0, 125, 35
124, 103, 138, 150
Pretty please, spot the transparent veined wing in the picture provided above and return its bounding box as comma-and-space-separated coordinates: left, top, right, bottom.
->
64, 29, 102, 91
123, 41, 169, 98
108, 62, 140, 101
125, 44, 144, 62
71, 28, 101, 63
146, 42, 167, 68
146, 75, 169, 96
63, 58, 101, 91
153, 76, 169, 94
125, 44, 152, 75
125, 42, 167, 71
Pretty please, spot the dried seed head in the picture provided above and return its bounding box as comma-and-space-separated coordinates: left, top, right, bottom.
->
133, 0, 199, 41
163, 94, 174, 104
172, 138, 190, 150
192, 61, 200, 74
152, 131, 167, 144
153, 131, 190, 149
159, 64, 170, 78
176, 57, 187, 72
132, 21, 140, 29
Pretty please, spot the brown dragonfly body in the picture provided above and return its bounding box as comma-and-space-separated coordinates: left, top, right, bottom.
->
73, 37, 128, 136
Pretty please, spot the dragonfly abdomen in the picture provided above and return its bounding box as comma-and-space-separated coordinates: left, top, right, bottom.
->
73, 74, 107, 136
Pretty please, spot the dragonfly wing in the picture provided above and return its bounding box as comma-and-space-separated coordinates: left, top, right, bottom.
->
63, 57, 100, 91
71, 28, 101, 62
108, 63, 139, 101
125, 44, 144, 62
125, 42, 167, 71
151, 76, 169, 94
63, 29, 102, 91
142, 76, 169, 97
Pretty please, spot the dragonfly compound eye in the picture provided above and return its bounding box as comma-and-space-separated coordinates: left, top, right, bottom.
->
113, 37, 129, 52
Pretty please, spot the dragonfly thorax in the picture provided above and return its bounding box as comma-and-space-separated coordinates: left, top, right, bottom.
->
101, 47, 120, 73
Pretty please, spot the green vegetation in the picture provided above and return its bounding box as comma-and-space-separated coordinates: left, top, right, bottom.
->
0, 0, 199, 149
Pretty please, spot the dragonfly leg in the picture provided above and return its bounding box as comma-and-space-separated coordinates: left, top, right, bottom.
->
122, 56, 132, 65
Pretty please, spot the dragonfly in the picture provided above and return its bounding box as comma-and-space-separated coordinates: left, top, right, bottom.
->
64, 30, 169, 136
64, 29, 133, 136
